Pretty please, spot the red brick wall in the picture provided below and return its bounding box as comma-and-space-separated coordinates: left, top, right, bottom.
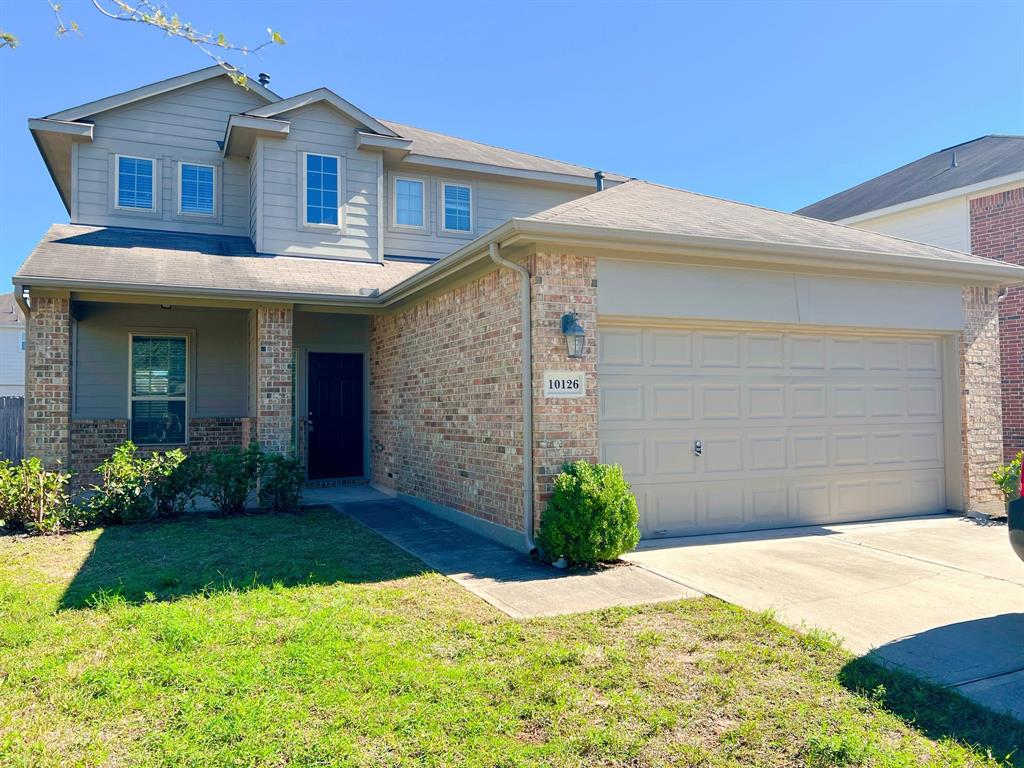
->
970, 186, 1024, 461
529, 252, 599, 527
252, 306, 294, 456
370, 268, 525, 530
24, 295, 71, 469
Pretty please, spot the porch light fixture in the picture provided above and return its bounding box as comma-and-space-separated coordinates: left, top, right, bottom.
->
561, 311, 585, 358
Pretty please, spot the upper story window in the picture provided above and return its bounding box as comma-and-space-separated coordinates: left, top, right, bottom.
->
441, 182, 472, 233
116, 156, 155, 210
303, 153, 340, 227
179, 162, 215, 216
130, 334, 187, 445
394, 177, 425, 228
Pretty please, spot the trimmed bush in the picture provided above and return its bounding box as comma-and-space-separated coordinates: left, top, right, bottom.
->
200, 444, 263, 515
537, 460, 641, 566
149, 449, 201, 517
0, 458, 85, 534
259, 453, 304, 513
994, 451, 1022, 502
89, 441, 154, 523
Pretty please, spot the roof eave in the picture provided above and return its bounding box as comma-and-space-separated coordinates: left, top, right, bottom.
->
222, 114, 291, 158
28, 119, 94, 216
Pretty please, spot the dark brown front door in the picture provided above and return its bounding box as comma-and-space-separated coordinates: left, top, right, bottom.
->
307, 352, 364, 479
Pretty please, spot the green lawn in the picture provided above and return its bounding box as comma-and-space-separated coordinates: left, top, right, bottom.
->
0, 508, 1020, 767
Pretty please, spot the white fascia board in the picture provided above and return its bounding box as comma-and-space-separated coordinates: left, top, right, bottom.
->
223, 114, 290, 157
46, 66, 278, 122
27, 118, 94, 141
398, 154, 601, 188
356, 132, 413, 153
837, 170, 1024, 225
245, 88, 399, 137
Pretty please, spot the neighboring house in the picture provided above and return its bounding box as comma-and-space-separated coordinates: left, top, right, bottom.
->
15, 69, 1024, 551
0, 292, 26, 397
797, 136, 1024, 461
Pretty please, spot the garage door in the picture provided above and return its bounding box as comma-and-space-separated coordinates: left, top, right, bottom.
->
598, 325, 947, 538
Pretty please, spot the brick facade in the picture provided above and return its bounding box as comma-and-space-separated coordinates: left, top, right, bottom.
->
969, 186, 1024, 461
370, 268, 525, 530
960, 287, 1006, 514
24, 294, 71, 469
529, 252, 599, 526
252, 305, 294, 456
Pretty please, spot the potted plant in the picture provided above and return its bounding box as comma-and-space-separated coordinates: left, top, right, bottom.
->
994, 452, 1024, 562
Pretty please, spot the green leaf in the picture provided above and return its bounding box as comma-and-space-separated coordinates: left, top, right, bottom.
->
269, 29, 286, 45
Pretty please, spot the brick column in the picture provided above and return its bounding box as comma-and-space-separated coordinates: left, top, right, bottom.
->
250, 305, 294, 456
960, 287, 1005, 515
25, 294, 72, 469
969, 186, 1024, 461
530, 252, 599, 526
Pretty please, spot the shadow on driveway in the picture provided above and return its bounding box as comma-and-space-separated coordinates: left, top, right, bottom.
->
59, 506, 429, 610
841, 613, 1024, 764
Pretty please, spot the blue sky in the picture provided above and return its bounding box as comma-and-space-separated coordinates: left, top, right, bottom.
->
1, 0, 1022, 280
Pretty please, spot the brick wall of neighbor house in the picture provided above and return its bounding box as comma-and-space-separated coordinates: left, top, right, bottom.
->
960, 286, 1006, 515
252, 306, 294, 456
529, 252, 599, 526
370, 268, 525, 530
970, 186, 1024, 461
24, 295, 71, 469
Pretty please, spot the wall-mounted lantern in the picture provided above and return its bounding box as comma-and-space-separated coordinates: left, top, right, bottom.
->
561, 311, 585, 358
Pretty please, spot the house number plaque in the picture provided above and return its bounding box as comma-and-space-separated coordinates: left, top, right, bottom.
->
543, 370, 586, 398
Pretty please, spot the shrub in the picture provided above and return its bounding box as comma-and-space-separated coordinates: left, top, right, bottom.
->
0, 457, 84, 534
200, 444, 263, 515
993, 451, 1022, 502
537, 460, 641, 566
89, 441, 154, 523
149, 449, 201, 517
259, 453, 304, 512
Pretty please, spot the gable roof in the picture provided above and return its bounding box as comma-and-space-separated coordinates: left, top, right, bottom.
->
796, 135, 1024, 222
45, 66, 279, 122
520, 179, 1024, 279
0, 292, 24, 326
377, 120, 627, 184
244, 88, 399, 137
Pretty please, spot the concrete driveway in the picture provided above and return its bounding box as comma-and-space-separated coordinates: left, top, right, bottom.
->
625, 515, 1024, 720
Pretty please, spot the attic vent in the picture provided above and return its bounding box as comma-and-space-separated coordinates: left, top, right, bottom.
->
950, 150, 958, 169
258, 73, 271, 86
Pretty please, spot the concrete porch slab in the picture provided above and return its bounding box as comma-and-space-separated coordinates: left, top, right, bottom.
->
335, 498, 698, 618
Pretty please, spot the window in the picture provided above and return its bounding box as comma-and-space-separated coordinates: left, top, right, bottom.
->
116, 156, 155, 210
394, 177, 425, 228
130, 335, 187, 445
19, 332, 25, 351
442, 183, 472, 233
304, 153, 339, 226
179, 163, 215, 215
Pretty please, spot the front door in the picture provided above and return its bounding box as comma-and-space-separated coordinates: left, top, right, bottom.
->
307, 352, 364, 479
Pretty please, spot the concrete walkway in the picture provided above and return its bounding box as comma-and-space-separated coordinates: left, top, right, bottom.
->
625, 515, 1024, 721
332, 494, 697, 618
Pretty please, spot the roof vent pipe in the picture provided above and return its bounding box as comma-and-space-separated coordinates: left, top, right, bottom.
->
950, 150, 958, 169
594, 171, 605, 192
258, 73, 271, 86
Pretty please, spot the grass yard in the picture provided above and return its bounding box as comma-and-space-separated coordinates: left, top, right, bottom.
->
0, 507, 1020, 767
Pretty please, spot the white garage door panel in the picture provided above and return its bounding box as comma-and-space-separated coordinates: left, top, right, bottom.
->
598, 327, 946, 537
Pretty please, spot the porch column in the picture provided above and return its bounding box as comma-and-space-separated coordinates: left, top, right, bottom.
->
250, 304, 294, 457
960, 287, 1005, 515
24, 293, 72, 469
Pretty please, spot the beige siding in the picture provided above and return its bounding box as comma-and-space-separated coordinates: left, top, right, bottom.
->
73, 303, 249, 419
73, 77, 266, 237
383, 170, 584, 260
258, 104, 378, 260
849, 197, 971, 253
0, 327, 25, 395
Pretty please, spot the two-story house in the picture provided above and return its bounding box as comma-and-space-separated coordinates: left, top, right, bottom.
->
15, 68, 1024, 551
797, 136, 1024, 462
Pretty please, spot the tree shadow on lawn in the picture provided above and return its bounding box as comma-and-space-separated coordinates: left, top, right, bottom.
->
59, 505, 430, 610
840, 616, 1024, 766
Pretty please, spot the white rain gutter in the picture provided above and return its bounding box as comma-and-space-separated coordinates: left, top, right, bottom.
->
488, 242, 536, 554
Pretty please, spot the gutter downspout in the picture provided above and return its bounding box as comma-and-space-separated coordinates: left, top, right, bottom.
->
488, 242, 536, 554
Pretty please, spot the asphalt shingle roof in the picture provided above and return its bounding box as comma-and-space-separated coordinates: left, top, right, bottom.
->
796, 135, 1024, 221
525, 179, 1014, 268
15, 225, 429, 300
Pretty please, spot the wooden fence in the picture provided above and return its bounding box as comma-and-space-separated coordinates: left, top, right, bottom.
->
0, 397, 24, 462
